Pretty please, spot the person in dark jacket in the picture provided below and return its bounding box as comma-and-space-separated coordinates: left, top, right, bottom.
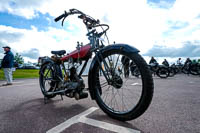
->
162, 59, 169, 67
1, 46, 14, 86
184, 58, 192, 66
149, 57, 157, 65
121, 56, 130, 78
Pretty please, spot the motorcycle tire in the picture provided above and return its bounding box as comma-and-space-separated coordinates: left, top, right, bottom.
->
92, 49, 154, 121
182, 66, 189, 74
156, 67, 170, 78
190, 65, 200, 75
169, 68, 176, 77
39, 62, 57, 99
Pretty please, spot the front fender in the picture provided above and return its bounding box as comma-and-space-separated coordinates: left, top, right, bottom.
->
99, 43, 140, 54
88, 44, 140, 99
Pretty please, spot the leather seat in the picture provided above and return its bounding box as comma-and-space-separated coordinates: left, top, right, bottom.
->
51, 50, 66, 56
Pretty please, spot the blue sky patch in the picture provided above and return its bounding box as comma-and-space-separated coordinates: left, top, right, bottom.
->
168, 21, 189, 30
162, 20, 190, 37
0, 12, 63, 31
147, 0, 176, 9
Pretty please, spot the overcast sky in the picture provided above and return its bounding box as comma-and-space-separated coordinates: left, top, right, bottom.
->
0, 0, 200, 62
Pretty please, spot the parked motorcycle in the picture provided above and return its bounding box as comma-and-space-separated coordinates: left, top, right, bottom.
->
182, 62, 200, 75
162, 63, 177, 77
149, 63, 170, 78
39, 9, 154, 121
130, 62, 141, 77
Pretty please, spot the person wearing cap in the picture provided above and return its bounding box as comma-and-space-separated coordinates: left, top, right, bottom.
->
1, 46, 14, 86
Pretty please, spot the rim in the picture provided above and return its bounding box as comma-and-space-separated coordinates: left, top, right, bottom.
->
158, 68, 169, 77
96, 54, 143, 114
41, 65, 54, 93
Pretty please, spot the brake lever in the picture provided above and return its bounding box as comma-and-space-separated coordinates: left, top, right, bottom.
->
96, 19, 100, 24
61, 17, 66, 26
61, 11, 68, 26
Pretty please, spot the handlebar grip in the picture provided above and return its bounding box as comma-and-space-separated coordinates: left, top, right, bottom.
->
54, 14, 66, 22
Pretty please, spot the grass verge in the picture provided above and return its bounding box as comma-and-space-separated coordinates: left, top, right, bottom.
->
0, 69, 39, 80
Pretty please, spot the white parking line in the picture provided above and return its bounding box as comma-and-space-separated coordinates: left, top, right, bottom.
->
12, 81, 24, 84
13, 83, 37, 87
46, 107, 98, 133
0, 83, 37, 88
131, 83, 139, 85
80, 117, 140, 133
47, 107, 140, 133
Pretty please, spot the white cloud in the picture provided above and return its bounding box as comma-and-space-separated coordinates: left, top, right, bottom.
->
169, 0, 200, 21
1, 0, 200, 61
0, 25, 88, 62
0, 0, 46, 19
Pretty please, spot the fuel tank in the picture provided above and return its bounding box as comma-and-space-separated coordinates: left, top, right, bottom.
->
61, 44, 91, 61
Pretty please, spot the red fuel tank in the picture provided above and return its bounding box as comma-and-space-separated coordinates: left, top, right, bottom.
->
61, 44, 91, 61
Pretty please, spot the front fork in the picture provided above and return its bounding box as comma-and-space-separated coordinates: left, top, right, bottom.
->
95, 51, 114, 85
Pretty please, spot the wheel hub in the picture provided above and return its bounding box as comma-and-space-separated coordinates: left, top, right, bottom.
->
111, 74, 123, 89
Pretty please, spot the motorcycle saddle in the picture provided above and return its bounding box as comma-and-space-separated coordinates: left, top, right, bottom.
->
51, 50, 66, 56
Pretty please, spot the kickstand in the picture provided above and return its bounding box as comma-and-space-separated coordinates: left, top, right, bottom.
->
60, 94, 63, 100
44, 96, 48, 104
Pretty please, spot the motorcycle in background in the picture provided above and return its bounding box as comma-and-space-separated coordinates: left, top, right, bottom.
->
182, 62, 200, 75
148, 63, 170, 78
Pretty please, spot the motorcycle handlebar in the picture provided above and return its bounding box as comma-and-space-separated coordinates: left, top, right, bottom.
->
54, 11, 68, 22
54, 9, 99, 26
54, 14, 64, 22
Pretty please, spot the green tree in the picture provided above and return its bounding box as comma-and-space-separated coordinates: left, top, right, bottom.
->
14, 53, 24, 64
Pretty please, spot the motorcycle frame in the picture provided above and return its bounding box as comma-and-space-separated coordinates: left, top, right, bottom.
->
51, 25, 106, 82
47, 9, 140, 99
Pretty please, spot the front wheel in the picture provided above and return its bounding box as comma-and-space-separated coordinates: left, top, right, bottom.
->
156, 67, 170, 78
190, 64, 200, 75
182, 65, 190, 74
168, 67, 176, 77
92, 50, 154, 121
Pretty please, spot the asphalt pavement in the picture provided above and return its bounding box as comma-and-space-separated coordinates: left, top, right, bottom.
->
0, 74, 200, 133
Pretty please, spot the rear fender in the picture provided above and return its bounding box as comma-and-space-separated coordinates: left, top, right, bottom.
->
39, 57, 63, 79
88, 44, 139, 99
39, 57, 54, 74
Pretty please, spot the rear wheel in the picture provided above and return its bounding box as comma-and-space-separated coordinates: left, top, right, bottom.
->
169, 67, 176, 77
190, 64, 200, 75
182, 66, 189, 74
39, 63, 57, 99
156, 67, 170, 78
92, 50, 154, 121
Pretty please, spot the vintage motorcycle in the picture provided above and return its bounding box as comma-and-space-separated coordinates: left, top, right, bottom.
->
39, 9, 154, 121
182, 62, 200, 75
148, 63, 170, 78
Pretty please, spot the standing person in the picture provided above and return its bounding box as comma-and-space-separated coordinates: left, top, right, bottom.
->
121, 56, 130, 78
177, 58, 182, 65
1, 46, 14, 86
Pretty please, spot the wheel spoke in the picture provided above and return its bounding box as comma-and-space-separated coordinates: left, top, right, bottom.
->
44, 67, 51, 78
96, 53, 145, 115
100, 81, 109, 88
102, 86, 111, 103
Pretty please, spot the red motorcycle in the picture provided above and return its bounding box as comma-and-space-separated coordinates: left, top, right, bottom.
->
39, 9, 154, 121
